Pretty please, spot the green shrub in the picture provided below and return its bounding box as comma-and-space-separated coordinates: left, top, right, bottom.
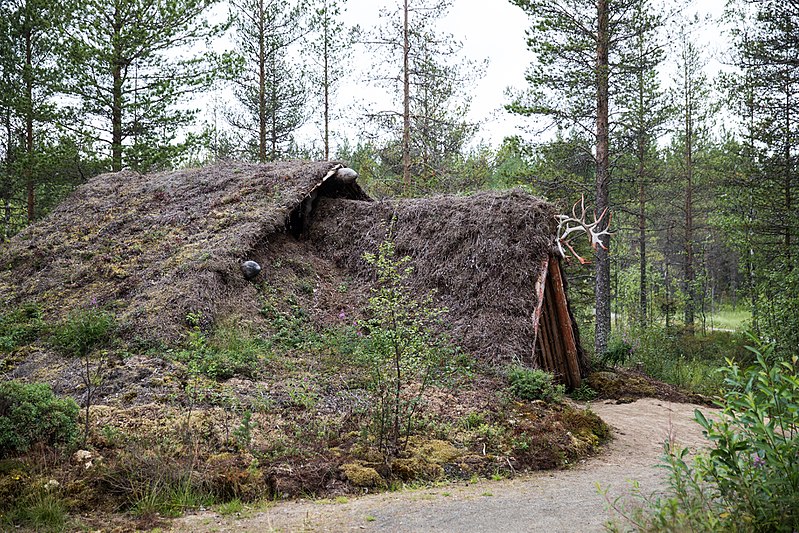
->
176, 323, 263, 381
50, 308, 115, 357
0, 381, 79, 457
624, 326, 749, 395
360, 238, 456, 456
568, 383, 597, 401
0, 303, 44, 352
601, 335, 633, 366
608, 339, 799, 531
507, 367, 564, 402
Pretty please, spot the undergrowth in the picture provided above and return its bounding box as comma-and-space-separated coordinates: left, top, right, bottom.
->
506, 367, 564, 402
605, 337, 799, 532
608, 327, 750, 395
171, 315, 265, 380
0, 241, 612, 527
0, 302, 44, 353
0, 381, 79, 457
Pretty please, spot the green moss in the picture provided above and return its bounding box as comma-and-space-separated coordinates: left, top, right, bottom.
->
390, 457, 444, 481
340, 463, 385, 488
587, 370, 656, 399
561, 406, 611, 442
406, 437, 463, 464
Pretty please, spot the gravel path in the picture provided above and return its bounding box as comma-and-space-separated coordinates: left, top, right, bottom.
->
172, 398, 714, 533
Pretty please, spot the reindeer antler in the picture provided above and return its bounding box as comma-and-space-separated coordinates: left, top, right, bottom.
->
555, 195, 612, 264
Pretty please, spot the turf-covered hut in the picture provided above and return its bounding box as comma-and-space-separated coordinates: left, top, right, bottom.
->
0, 160, 587, 387
306, 191, 588, 389
0, 161, 367, 341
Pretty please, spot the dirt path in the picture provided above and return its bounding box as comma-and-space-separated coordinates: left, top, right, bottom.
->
172, 398, 714, 533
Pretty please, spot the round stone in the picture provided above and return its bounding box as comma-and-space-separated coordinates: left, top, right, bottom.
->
240, 260, 261, 280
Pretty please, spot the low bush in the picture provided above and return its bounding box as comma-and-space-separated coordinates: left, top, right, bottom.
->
0, 381, 79, 457
50, 308, 116, 358
507, 367, 564, 402
359, 238, 455, 456
608, 338, 799, 531
601, 333, 634, 367
175, 320, 264, 381
0, 303, 44, 352
623, 326, 750, 395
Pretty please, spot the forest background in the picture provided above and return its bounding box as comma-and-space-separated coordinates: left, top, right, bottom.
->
1, 0, 797, 371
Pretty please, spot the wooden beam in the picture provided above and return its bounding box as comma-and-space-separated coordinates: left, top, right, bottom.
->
530, 255, 550, 366
547, 257, 581, 389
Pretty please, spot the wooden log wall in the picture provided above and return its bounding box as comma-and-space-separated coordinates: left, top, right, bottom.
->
532, 256, 583, 389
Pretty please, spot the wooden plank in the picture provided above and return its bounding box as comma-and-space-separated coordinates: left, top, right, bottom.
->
530, 255, 550, 366
547, 257, 581, 389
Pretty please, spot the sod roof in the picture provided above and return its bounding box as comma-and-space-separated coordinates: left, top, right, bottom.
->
0, 160, 562, 364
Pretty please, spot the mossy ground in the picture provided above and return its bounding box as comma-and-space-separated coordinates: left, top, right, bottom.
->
1, 303, 611, 531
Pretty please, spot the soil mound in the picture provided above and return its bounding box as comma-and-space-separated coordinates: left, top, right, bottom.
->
309, 192, 557, 362
0, 161, 365, 341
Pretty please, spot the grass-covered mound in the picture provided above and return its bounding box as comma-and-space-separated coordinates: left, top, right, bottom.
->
0, 161, 366, 342
0, 161, 609, 529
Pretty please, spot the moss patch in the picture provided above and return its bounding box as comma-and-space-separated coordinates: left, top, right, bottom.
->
340, 463, 385, 488
587, 371, 656, 400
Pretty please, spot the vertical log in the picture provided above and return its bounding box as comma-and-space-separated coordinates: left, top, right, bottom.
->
530, 255, 550, 366
547, 257, 581, 389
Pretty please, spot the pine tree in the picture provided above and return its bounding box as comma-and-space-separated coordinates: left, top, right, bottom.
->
0, 0, 75, 223
306, 0, 355, 160
508, 0, 656, 354
64, 0, 226, 172
723, 0, 799, 349
367, 0, 479, 194
227, 0, 308, 162
613, 0, 670, 327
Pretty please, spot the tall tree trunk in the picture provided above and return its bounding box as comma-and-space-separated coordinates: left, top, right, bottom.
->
401, 0, 411, 193
270, 58, 278, 161
112, 59, 123, 172
665, 223, 673, 330
24, 21, 34, 221
638, 177, 647, 327
111, 6, 124, 172
2, 108, 11, 239
637, 64, 647, 326
323, 0, 330, 161
784, 72, 792, 258
258, 0, 267, 163
595, 0, 611, 356
683, 73, 695, 327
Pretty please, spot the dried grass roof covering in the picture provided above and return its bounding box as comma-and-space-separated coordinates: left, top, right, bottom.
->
309, 191, 558, 363
0, 160, 366, 340
1, 161, 562, 363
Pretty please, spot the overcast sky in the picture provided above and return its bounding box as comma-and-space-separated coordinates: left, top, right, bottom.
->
334, 0, 536, 148
207, 0, 730, 154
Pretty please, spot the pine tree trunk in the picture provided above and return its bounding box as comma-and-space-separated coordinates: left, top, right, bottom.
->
595, 0, 611, 356
636, 64, 647, 327
684, 79, 695, 328
638, 179, 647, 327
24, 22, 34, 221
2, 109, 11, 239
258, 0, 267, 163
112, 59, 123, 172
784, 74, 792, 256
323, 1, 330, 161
401, 0, 411, 192
110, 6, 124, 172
